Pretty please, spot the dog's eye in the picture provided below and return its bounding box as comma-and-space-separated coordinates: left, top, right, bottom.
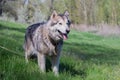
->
59, 23, 62, 25
67, 20, 71, 26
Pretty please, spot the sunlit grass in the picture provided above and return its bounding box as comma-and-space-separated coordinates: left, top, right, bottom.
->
0, 20, 120, 80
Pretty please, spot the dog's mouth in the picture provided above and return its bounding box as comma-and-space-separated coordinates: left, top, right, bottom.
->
57, 30, 68, 40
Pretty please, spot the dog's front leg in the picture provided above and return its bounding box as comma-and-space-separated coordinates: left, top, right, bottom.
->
38, 53, 46, 72
51, 41, 63, 76
51, 53, 61, 76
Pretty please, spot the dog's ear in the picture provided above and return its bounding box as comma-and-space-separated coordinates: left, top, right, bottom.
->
64, 10, 69, 17
50, 10, 58, 19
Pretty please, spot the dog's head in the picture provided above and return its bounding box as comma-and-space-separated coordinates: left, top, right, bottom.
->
48, 10, 71, 41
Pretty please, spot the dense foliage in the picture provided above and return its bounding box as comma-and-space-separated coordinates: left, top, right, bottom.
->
0, 0, 120, 25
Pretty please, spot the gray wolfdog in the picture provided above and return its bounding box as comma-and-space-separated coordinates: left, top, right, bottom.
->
23, 10, 71, 75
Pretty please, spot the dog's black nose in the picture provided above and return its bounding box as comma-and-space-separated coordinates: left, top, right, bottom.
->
66, 30, 70, 34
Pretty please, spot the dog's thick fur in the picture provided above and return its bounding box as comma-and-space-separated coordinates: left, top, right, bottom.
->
24, 10, 71, 75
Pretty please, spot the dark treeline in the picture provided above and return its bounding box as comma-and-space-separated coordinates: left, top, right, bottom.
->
0, 0, 120, 25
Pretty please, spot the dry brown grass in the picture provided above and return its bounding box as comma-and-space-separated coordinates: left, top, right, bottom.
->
72, 24, 120, 36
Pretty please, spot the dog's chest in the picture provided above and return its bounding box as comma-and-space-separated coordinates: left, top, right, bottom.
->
35, 26, 57, 55
42, 37, 56, 55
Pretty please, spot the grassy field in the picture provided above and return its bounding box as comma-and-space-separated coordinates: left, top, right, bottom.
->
0, 20, 120, 80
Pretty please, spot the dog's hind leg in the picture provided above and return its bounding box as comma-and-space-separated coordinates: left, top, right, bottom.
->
25, 51, 29, 63
38, 53, 46, 73
25, 48, 33, 63
25, 44, 34, 63
25, 48, 32, 63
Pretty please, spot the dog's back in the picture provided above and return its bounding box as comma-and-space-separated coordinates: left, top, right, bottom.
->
24, 22, 46, 57
25, 22, 45, 44
24, 21, 56, 56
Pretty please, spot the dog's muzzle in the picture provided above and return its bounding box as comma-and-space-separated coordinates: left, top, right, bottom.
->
66, 29, 70, 34
57, 30, 70, 40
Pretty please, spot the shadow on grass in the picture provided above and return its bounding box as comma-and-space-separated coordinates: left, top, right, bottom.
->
64, 42, 120, 65
59, 62, 87, 78
45, 57, 86, 77
0, 24, 26, 33
0, 24, 26, 41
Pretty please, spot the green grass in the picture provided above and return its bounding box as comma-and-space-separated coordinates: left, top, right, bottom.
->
0, 20, 120, 80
